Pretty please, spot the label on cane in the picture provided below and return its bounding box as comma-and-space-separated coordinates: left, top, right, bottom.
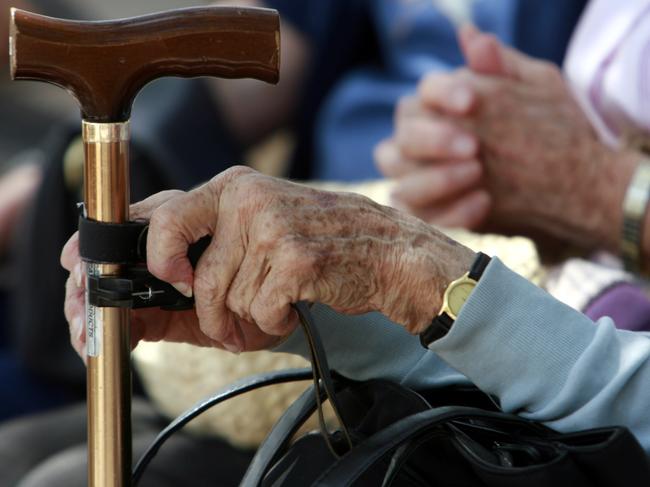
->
85, 263, 102, 357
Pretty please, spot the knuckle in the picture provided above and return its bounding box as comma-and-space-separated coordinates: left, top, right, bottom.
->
251, 299, 289, 336
397, 119, 428, 151
416, 71, 440, 96
291, 246, 320, 280
256, 224, 281, 252
197, 316, 222, 343
215, 166, 256, 187
149, 204, 176, 233
194, 299, 228, 343
395, 119, 410, 146
193, 270, 220, 304
130, 189, 183, 220
225, 287, 250, 321
395, 96, 416, 120
248, 303, 271, 331
373, 139, 392, 166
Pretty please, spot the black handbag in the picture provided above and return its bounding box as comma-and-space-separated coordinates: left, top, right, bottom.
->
134, 302, 650, 486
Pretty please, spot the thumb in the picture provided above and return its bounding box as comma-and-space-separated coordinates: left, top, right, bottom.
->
146, 186, 218, 299
145, 166, 254, 298
458, 24, 547, 83
458, 23, 508, 76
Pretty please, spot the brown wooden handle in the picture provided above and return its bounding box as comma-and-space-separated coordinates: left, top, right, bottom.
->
10, 6, 280, 122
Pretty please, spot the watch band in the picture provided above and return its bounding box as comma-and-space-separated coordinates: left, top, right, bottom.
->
621, 158, 650, 273
419, 252, 491, 348
469, 251, 492, 281
419, 311, 454, 348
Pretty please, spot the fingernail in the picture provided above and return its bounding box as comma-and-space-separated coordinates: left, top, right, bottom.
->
223, 342, 241, 354
171, 282, 193, 298
451, 135, 476, 157
451, 87, 472, 111
73, 262, 83, 288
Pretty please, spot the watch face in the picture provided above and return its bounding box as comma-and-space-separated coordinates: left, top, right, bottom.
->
447, 281, 476, 318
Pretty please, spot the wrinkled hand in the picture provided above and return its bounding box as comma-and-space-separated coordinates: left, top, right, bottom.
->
61, 190, 220, 361
374, 73, 488, 229
62, 167, 474, 360
378, 25, 636, 250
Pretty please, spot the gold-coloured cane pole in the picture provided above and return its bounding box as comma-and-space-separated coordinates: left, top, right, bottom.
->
10, 6, 280, 485
83, 122, 132, 487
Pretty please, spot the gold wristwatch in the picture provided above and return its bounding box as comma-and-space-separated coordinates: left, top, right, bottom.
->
420, 252, 491, 348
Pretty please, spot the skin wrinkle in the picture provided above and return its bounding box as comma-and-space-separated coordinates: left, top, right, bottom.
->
61, 166, 476, 357
380, 32, 646, 251
447, 70, 631, 251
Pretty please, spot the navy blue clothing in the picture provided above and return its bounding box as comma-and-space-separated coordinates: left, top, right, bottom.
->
267, 0, 587, 181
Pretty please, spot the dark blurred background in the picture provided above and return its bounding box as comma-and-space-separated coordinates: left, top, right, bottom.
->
0, 0, 203, 166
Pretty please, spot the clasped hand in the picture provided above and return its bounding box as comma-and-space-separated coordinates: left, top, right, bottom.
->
376, 25, 636, 251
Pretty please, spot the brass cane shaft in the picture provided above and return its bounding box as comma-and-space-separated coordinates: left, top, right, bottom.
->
83, 121, 131, 487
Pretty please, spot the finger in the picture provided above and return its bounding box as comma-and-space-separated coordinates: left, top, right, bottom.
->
129, 189, 185, 221
374, 139, 427, 178
391, 160, 483, 208
146, 190, 217, 297
64, 274, 86, 358
61, 190, 183, 273
130, 308, 214, 348
147, 166, 253, 296
193, 227, 246, 353
458, 23, 508, 76
395, 117, 478, 160
237, 315, 296, 350
226, 237, 302, 349
417, 71, 477, 115
411, 189, 492, 230
394, 94, 426, 123
226, 243, 268, 324
60, 231, 79, 272
249, 264, 299, 337
459, 23, 555, 84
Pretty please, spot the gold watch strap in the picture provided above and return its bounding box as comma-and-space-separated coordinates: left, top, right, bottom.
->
621, 159, 650, 273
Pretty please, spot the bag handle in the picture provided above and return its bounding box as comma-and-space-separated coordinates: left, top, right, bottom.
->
313, 406, 525, 486
132, 368, 313, 486
294, 301, 354, 455
241, 385, 320, 486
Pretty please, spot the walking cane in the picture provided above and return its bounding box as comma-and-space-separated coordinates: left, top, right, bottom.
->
10, 6, 280, 485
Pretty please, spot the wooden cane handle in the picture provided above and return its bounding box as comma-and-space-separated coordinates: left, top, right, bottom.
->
10, 6, 280, 122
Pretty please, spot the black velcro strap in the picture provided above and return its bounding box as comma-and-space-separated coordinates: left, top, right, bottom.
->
79, 216, 148, 264
469, 251, 491, 281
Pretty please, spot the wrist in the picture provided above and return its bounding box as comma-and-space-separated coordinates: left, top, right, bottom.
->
621, 156, 650, 272
590, 147, 640, 252
379, 212, 475, 334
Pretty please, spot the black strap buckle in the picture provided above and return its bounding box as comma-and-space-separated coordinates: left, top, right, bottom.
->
87, 267, 195, 310
78, 205, 210, 310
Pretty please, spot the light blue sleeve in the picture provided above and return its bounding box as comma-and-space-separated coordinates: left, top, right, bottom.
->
275, 258, 650, 454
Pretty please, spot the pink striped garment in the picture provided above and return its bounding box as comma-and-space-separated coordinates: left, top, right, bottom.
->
564, 0, 650, 147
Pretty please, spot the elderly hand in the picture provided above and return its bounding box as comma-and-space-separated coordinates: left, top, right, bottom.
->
62, 167, 475, 359
378, 25, 639, 251
374, 78, 489, 229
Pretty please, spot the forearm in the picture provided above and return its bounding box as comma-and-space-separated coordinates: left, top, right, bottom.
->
432, 258, 650, 452
277, 258, 650, 454
595, 146, 650, 270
